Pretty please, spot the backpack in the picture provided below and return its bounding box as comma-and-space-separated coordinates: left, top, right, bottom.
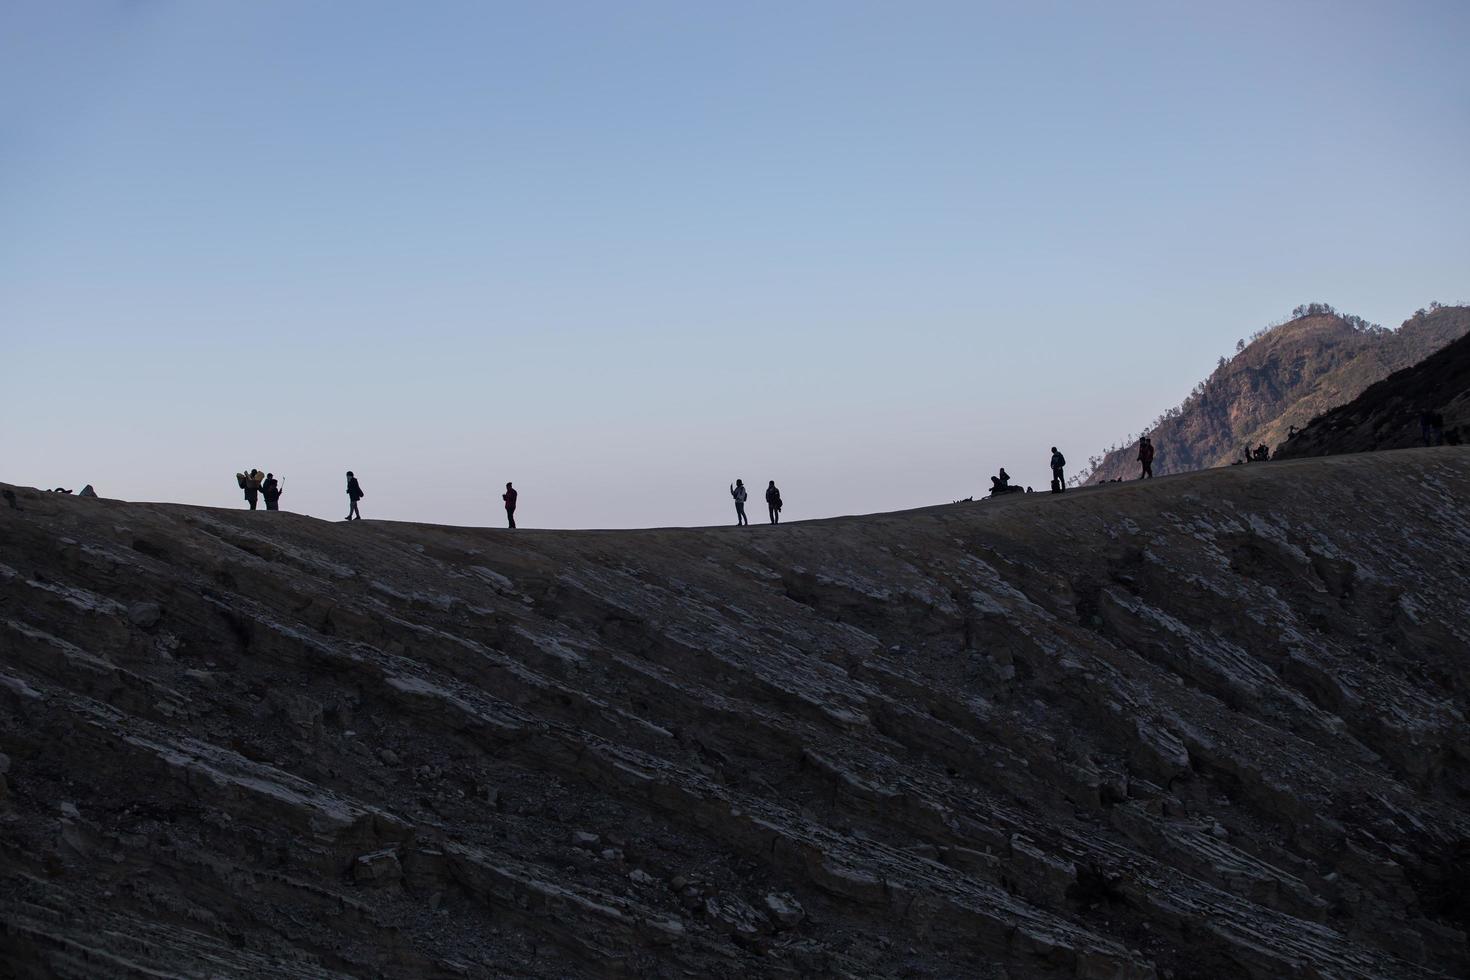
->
236, 472, 247, 489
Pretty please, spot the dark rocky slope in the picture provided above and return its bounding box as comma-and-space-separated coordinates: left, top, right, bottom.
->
1085, 306, 1470, 483
1277, 329, 1470, 460
3, 451, 1469, 978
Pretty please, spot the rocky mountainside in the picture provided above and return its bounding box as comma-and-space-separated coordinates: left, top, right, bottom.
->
1277, 329, 1470, 460
1084, 305, 1470, 483
3, 452, 1470, 978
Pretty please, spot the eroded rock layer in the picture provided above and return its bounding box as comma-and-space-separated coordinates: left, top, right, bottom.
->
2, 451, 1469, 978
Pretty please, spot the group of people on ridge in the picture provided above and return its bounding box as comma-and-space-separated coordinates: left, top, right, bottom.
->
730, 479, 782, 525
989, 437, 1155, 497
236, 469, 284, 511
234, 437, 1167, 527
235, 469, 521, 528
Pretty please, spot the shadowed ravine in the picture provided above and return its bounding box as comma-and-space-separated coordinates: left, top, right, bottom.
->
2, 449, 1469, 978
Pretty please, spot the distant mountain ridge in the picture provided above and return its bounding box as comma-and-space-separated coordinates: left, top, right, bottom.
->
1082, 304, 1470, 483
1276, 323, 1470, 459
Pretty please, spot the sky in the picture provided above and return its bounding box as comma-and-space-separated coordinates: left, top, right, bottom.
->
3, 1, 1467, 528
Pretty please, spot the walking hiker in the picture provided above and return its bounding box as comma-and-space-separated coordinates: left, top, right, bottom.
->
1049, 447, 1066, 493
345, 471, 364, 520
261, 473, 283, 511
765, 480, 783, 525
1138, 437, 1155, 479
239, 469, 264, 509
730, 480, 749, 526
502, 482, 517, 529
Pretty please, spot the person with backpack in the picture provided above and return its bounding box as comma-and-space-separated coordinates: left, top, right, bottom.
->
1138, 437, 1155, 479
261, 473, 283, 511
765, 480, 783, 524
1049, 447, 1066, 493
239, 469, 264, 510
345, 471, 364, 520
502, 482, 517, 528
730, 480, 749, 526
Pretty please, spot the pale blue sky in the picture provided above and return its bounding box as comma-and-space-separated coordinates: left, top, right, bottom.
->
3, 1, 1467, 527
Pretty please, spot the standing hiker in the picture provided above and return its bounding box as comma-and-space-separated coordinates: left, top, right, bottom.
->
261, 473, 283, 511
765, 480, 783, 525
502, 482, 517, 529
345, 471, 364, 520
730, 480, 749, 526
1049, 447, 1066, 493
1138, 437, 1155, 479
239, 469, 264, 510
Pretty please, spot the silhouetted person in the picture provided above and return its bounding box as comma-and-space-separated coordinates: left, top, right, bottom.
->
766, 481, 782, 524
1050, 447, 1066, 493
345, 471, 363, 520
1253, 443, 1269, 461
241, 469, 264, 509
1138, 437, 1154, 478
502, 482, 517, 528
730, 480, 749, 526
261, 473, 282, 511
989, 468, 1013, 495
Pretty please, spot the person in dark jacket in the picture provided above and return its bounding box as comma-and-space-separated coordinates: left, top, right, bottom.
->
261, 473, 283, 511
241, 469, 264, 510
765, 481, 782, 525
1138, 437, 1155, 479
730, 480, 749, 526
1049, 447, 1066, 493
345, 471, 364, 520
502, 482, 517, 529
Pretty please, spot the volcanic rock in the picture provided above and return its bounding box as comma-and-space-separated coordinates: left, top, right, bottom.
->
1, 454, 1468, 978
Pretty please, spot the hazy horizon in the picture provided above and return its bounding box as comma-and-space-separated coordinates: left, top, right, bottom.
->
4, 2, 1468, 527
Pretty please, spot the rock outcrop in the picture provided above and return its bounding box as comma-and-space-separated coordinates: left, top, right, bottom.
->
1085, 305, 1470, 483
2, 451, 1469, 977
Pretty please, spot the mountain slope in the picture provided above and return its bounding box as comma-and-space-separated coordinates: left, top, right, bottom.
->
1276, 328, 1470, 459
1084, 305, 1470, 483
3, 454, 1470, 978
